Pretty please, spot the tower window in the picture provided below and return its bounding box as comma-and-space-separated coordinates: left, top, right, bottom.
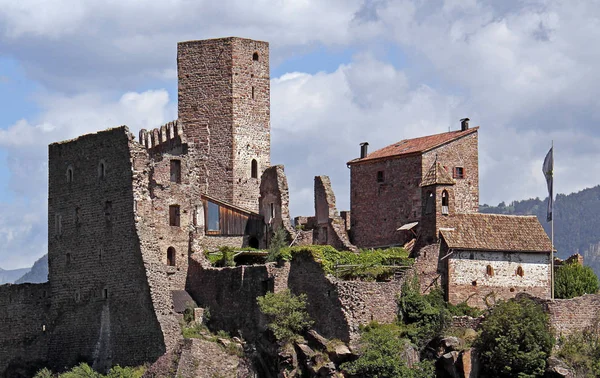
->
486, 265, 494, 276
55, 214, 62, 236
453, 167, 465, 179
66, 166, 73, 183
516, 266, 524, 277
167, 247, 176, 266
98, 161, 106, 179
377, 171, 384, 183
66, 253, 71, 265
169, 205, 180, 227
253, 52, 259, 61
425, 191, 434, 215
170, 160, 181, 183
251, 159, 258, 179
104, 201, 112, 223
441, 190, 449, 215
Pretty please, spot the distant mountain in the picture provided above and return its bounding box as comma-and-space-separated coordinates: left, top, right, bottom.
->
15, 254, 48, 284
0, 266, 31, 285
481, 185, 600, 276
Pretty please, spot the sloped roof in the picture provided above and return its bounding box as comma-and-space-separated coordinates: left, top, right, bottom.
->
172, 290, 196, 314
347, 127, 479, 165
421, 162, 455, 187
439, 213, 552, 253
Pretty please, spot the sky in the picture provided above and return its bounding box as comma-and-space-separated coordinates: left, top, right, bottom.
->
1, 0, 600, 269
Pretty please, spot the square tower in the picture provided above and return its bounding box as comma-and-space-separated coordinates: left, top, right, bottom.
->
177, 37, 271, 212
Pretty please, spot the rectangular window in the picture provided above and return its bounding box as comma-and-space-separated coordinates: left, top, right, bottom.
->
207, 201, 220, 232
170, 160, 181, 183
104, 201, 112, 223
453, 167, 464, 179
169, 205, 180, 227
377, 171, 385, 183
55, 214, 62, 236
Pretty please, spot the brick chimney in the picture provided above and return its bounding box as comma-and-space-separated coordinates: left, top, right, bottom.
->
360, 142, 369, 159
460, 118, 470, 131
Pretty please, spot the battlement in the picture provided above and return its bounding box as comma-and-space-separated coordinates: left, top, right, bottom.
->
138, 120, 183, 150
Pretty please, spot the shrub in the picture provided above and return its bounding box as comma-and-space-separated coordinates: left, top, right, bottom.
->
557, 317, 600, 377
59, 364, 100, 378
34, 368, 54, 378
340, 322, 435, 378
267, 227, 288, 262
474, 296, 554, 377
215, 246, 236, 267
447, 301, 484, 318
257, 289, 313, 343
555, 262, 599, 299
397, 275, 451, 347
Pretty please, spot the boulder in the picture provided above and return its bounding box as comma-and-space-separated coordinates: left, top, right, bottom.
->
295, 343, 317, 360
441, 336, 463, 351
327, 343, 354, 364
545, 356, 574, 378
318, 361, 337, 376
307, 329, 329, 350
400, 342, 420, 368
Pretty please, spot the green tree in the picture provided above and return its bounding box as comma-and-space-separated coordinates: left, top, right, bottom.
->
475, 296, 554, 377
555, 263, 599, 299
267, 227, 287, 262
340, 323, 434, 378
257, 289, 313, 343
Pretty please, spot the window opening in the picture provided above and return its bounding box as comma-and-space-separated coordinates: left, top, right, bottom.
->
170, 160, 181, 183
270, 203, 275, 221
169, 205, 181, 227
486, 265, 494, 276
75, 207, 81, 226
425, 191, 434, 215
55, 214, 62, 237
252, 86, 255, 100
207, 201, 220, 232
167, 247, 176, 266
253, 52, 259, 61
249, 237, 259, 249
66, 253, 71, 265
102, 288, 108, 300
516, 266, 524, 277
66, 167, 73, 183
441, 190, 449, 215
98, 161, 106, 179
453, 167, 464, 179
251, 159, 258, 179
104, 201, 112, 224
377, 171, 384, 183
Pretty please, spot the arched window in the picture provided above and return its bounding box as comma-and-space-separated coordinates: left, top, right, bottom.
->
425, 191, 434, 215
253, 52, 259, 61
167, 247, 176, 266
66, 166, 74, 183
516, 266, 524, 277
98, 160, 106, 179
441, 190, 449, 215
486, 265, 494, 276
251, 159, 258, 179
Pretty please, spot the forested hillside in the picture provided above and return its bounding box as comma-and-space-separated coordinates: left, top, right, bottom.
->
480, 185, 600, 275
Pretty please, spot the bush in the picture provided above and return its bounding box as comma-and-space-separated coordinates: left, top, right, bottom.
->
340, 322, 435, 378
216, 246, 236, 267
257, 289, 313, 343
35, 364, 146, 378
557, 317, 600, 377
474, 296, 554, 377
397, 275, 451, 347
267, 227, 288, 262
555, 262, 599, 299
447, 301, 484, 318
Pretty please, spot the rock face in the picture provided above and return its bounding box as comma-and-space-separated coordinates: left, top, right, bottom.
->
545, 356, 574, 378
14, 254, 47, 284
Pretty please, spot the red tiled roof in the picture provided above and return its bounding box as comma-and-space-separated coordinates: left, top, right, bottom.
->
439, 213, 552, 253
348, 127, 479, 165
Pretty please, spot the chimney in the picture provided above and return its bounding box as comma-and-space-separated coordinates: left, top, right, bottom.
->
460, 118, 470, 131
360, 142, 369, 159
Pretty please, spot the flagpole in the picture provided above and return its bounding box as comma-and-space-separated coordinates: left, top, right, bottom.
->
551, 140, 554, 300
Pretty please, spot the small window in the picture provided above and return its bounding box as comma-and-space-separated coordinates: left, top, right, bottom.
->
252, 86, 255, 100
169, 205, 180, 227
376, 171, 384, 183
55, 214, 62, 236
251, 159, 258, 179
170, 160, 181, 183
207, 201, 220, 232
486, 265, 494, 276
66, 166, 74, 183
75, 207, 81, 226
270, 203, 275, 220
253, 52, 259, 61
66, 253, 71, 265
441, 190, 449, 215
453, 167, 464, 179
425, 191, 434, 215
104, 201, 112, 223
102, 288, 108, 300
167, 247, 176, 266
98, 161, 106, 179
516, 266, 524, 277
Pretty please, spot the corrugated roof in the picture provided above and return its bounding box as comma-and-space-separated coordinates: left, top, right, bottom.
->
439, 213, 552, 253
348, 127, 478, 165
421, 162, 455, 187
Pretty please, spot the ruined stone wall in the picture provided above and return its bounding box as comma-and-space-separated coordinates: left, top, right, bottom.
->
350, 155, 422, 248
447, 250, 551, 308
0, 283, 50, 376
260, 165, 294, 246
542, 294, 600, 337
47, 127, 165, 372
422, 131, 478, 214
177, 37, 270, 213
413, 243, 444, 294
313, 176, 357, 251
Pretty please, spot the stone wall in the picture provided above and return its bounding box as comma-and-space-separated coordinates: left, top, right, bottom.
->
447, 250, 551, 308
259, 165, 294, 246
413, 243, 444, 294
542, 294, 600, 337
0, 283, 50, 376
47, 127, 166, 372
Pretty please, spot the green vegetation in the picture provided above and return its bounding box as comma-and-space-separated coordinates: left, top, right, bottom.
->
34, 364, 145, 378
397, 275, 451, 347
267, 227, 288, 262
557, 321, 600, 377
474, 296, 554, 378
339, 322, 435, 378
447, 301, 484, 318
555, 262, 599, 299
278, 245, 413, 281
257, 289, 313, 343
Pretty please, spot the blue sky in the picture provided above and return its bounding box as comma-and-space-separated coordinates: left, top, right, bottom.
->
1, 0, 600, 269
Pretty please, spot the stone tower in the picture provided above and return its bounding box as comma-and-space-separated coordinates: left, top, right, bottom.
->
420, 161, 456, 244
177, 37, 271, 212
